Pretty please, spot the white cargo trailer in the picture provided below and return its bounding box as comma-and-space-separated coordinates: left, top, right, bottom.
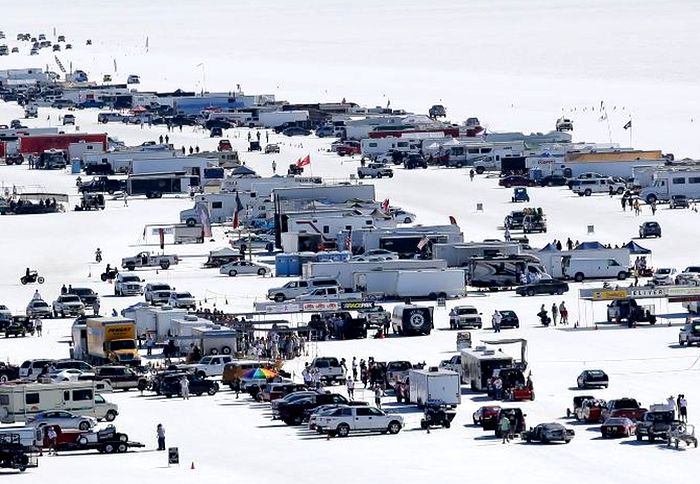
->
408, 368, 461, 407
354, 269, 465, 299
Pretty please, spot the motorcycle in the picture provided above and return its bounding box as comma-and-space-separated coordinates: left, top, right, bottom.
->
95, 250, 103, 263
538, 310, 551, 327
20, 271, 44, 285
100, 267, 119, 282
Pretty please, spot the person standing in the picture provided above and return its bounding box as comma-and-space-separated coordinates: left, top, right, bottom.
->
351, 357, 358, 381
346, 377, 355, 400
492, 310, 502, 333
180, 375, 190, 400
47, 426, 58, 455
651, 200, 657, 215
272, 160, 277, 174
551, 303, 559, 326
34, 317, 42, 336
504, 227, 511, 242
499, 415, 511, 443
667, 395, 677, 413
156, 424, 165, 451
566, 238, 573, 251
559, 302, 568, 325
679, 395, 688, 422
373, 384, 383, 409
469, 169, 475, 181
146, 335, 154, 356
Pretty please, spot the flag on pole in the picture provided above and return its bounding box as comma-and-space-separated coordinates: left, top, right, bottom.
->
195, 202, 212, 237
381, 198, 390, 213
417, 236, 430, 250
449, 215, 457, 225
233, 191, 244, 229
296, 155, 311, 168
623, 120, 632, 130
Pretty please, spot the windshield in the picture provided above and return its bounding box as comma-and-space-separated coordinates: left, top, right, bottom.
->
62, 295, 81, 303
176, 292, 192, 298
656, 269, 671, 274
122, 276, 141, 282
457, 308, 477, 315
110, 340, 137, 351
72, 289, 93, 295
152, 285, 170, 291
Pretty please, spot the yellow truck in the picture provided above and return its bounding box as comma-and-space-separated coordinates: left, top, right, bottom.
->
86, 318, 140, 366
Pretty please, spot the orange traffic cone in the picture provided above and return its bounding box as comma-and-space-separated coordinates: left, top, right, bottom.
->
191, 462, 195, 470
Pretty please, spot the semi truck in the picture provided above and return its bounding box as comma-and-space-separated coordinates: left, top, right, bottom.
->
86, 318, 140, 366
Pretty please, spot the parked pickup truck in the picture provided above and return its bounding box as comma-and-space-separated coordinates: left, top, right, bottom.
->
188, 355, 234, 378
144, 283, 172, 305
309, 357, 346, 385
294, 286, 362, 303
78, 176, 124, 194
636, 406, 677, 441
357, 163, 394, 179
52, 294, 86, 318
316, 405, 403, 437
121, 251, 179, 271
678, 319, 700, 346
607, 299, 656, 327
601, 398, 647, 422
114, 273, 144, 297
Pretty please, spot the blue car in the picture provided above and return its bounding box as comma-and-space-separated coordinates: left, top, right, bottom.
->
512, 187, 530, 203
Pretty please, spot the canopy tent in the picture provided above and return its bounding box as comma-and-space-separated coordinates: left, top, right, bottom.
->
231, 165, 257, 176
204, 247, 241, 267
623, 241, 652, 254
574, 241, 606, 250
539, 242, 558, 252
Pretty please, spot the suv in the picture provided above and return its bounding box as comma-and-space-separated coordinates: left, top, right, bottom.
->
278, 393, 348, 426
156, 372, 219, 398
309, 357, 345, 385
636, 406, 677, 441
357, 163, 394, 179
652, 268, 677, 285
63, 114, 76, 125
168, 292, 196, 310
144, 283, 172, 305
267, 278, 339, 302
494, 408, 526, 437
449, 305, 482, 329
358, 306, 391, 328
385, 361, 413, 387
52, 294, 85, 318
639, 221, 661, 238
676, 266, 700, 286
114, 273, 144, 297
316, 406, 403, 437
522, 214, 547, 233
391, 304, 433, 336
572, 177, 625, 196
94, 366, 148, 391
679, 319, 700, 346
67, 287, 99, 307
670, 195, 689, 209
576, 369, 609, 389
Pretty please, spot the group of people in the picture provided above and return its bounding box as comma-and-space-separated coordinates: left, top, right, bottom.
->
667, 394, 689, 422
537, 302, 569, 327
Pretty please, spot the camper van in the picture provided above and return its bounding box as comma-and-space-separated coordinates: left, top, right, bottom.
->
0, 382, 118, 424
640, 170, 700, 204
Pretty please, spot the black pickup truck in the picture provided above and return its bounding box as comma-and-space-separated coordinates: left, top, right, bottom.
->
78, 176, 125, 194
636, 408, 677, 441
278, 393, 348, 426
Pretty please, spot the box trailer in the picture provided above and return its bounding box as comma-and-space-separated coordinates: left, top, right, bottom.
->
303, 259, 447, 291
120, 305, 187, 341
67, 142, 103, 161
353, 269, 465, 299
433, 242, 522, 267
0, 382, 118, 424
18, 133, 108, 154
125, 172, 195, 197
408, 368, 461, 407
130, 157, 212, 177
174, 224, 204, 244
192, 327, 238, 356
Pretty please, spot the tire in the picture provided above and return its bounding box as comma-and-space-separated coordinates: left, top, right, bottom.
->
126, 264, 135, 271
79, 420, 91, 430
186, 218, 197, 227
476, 166, 485, 175
679, 339, 685, 346
20, 277, 27, 285
38, 277, 45, 284
78, 436, 88, 446
160, 261, 170, 270
274, 294, 285, 302
292, 415, 303, 426
209, 348, 219, 355
617, 187, 625, 195
574, 272, 584, 282
117, 443, 127, 453
207, 385, 218, 395
526, 288, 535, 297
556, 288, 564, 295
388, 421, 401, 434
222, 346, 232, 355
584, 189, 592, 196
104, 410, 117, 422
104, 443, 115, 454
337, 423, 350, 437
646, 194, 657, 204
228, 270, 238, 277
617, 271, 628, 280
0, 374, 8, 383
257, 268, 266, 276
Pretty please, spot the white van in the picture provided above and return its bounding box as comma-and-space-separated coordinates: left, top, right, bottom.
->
563, 258, 629, 281
572, 177, 626, 196
0, 381, 118, 424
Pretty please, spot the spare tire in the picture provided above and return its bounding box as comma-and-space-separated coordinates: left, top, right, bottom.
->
407, 310, 426, 331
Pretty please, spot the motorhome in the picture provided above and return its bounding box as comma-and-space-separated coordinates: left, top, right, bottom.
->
83, 149, 176, 174
443, 141, 525, 172
468, 255, 548, 288
0, 382, 118, 424
360, 137, 424, 159
640, 169, 700, 204
355, 225, 464, 254
180, 191, 267, 225
303, 259, 447, 291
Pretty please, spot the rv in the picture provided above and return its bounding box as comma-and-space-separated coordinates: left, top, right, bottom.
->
356, 225, 464, 254
303, 259, 447, 291
353, 269, 466, 299
360, 137, 423, 159
0, 382, 118, 424
640, 169, 700, 204
129, 157, 212, 178
443, 141, 525, 171
460, 346, 514, 390
468, 255, 547, 288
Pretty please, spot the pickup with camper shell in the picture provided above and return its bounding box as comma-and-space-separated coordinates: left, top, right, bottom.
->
267, 278, 339, 302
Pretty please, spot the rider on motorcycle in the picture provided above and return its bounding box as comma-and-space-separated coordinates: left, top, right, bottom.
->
95, 248, 102, 263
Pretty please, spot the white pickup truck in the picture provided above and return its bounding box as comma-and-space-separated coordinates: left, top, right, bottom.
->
310, 357, 346, 385
121, 251, 179, 271
315, 406, 403, 437
294, 286, 362, 302
189, 355, 234, 377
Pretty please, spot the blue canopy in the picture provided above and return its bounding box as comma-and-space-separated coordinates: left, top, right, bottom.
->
539, 243, 558, 252
624, 240, 651, 254
575, 241, 606, 250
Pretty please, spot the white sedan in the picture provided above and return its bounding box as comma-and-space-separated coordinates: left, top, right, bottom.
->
27, 410, 97, 431
219, 261, 269, 277
49, 369, 95, 383
168, 292, 197, 310
351, 249, 399, 262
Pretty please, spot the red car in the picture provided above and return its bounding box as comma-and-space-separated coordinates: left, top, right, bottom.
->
336, 142, 360, 156
601, 398, 647, 422
217, 139, 233, 152
498, 175, 537, 188
601, 417, 637, 438
473, 405, 501, 427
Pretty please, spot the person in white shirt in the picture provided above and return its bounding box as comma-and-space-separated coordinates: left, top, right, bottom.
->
346, 378, 355, 399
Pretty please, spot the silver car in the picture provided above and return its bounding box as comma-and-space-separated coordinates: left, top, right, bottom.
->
220, 261, 268, 277
27, 410, 97, 430
168, 292, 196, 310
26, 299, 52, 319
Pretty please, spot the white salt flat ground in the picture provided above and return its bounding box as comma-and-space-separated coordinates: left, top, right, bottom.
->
1, 1, 700, 482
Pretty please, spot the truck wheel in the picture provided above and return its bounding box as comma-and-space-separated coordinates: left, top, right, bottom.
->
336, 423, 350, 437
104, 443, 115, 454
228, 270, 238, 277
526, 288, 535, 297
207, 386, 218, 395
105, 410, 117, 422
646, 194, 657, 204
160, 261, 170, 270
584, 189, 592, 196
126, 264, 135, 271
274, 294, 285, 302
117, 443, 127, 453
388, 421, 401, 434
574, 272, 584, 282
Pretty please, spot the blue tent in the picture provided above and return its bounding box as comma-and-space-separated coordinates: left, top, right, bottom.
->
623, 241, 651, 254
539, 243, 558, 252
575, 241, 606, 250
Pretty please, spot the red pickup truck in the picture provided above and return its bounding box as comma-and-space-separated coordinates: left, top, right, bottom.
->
601, 398, 647, 421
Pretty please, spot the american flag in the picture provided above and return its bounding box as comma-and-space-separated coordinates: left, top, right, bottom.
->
233, 191, 244, 229
417, 236, 430, 250
381, 198, 390, 213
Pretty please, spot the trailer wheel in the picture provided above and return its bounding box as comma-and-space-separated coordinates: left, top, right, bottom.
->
574, 272, 584, 282
78, 436, 88, 446
103, 443, 115, 454
222, 346, 232, 355
209, 348, 219, 355
117, 443, 127, 453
